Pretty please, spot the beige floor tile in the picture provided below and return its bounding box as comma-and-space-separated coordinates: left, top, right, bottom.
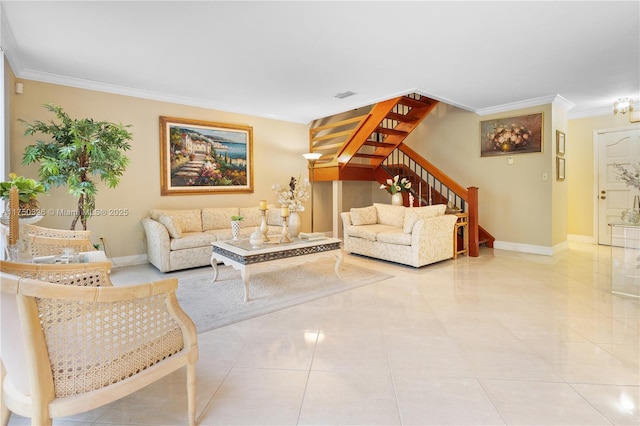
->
393, 375, 505, 425
481, 379, 612, 425
298, 371, 400, 425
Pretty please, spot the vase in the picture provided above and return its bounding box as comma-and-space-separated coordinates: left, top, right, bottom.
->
289, 211, 301, 237
231, 220, 241, 240
391, 192, 403, 206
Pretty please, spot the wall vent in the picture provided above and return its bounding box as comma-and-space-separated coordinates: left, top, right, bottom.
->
334, 91, 357, 99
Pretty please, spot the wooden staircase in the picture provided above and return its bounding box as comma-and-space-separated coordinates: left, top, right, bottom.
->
307, 93, 495, 257
310, 93, 438, 181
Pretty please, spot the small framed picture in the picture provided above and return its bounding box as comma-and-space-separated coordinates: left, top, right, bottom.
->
556, 130, 566, 156
557, 156, 566, 181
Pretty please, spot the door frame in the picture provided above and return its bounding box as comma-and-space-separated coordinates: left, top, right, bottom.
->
593, 124, 640, 245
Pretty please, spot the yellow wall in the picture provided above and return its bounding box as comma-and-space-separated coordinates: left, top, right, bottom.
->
404, 102, 564, 251
7, 68, 310, 259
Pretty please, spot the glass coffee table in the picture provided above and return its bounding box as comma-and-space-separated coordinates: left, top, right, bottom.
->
210, 237, 342, 301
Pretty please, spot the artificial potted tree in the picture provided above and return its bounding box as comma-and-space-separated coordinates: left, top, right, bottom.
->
20, 104, 133, 230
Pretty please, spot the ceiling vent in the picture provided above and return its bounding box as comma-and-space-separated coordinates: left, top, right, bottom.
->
334, 91, 357, 99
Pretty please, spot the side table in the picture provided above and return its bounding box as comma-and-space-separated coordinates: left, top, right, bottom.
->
453, 213, 468, 259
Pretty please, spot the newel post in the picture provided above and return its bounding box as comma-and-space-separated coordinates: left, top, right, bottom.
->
467, 186, 479, 257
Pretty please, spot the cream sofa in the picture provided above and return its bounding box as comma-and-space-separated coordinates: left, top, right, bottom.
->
341, 203, 458, 267
142, 207, 283, 272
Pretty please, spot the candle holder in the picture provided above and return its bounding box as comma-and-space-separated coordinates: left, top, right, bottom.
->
279, 214, 292, 243
259, 208, 269, 241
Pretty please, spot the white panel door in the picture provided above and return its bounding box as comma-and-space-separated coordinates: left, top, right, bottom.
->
597, 128, 640, 245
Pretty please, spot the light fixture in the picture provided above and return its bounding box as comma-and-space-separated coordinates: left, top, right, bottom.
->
614, 97, 633, 115
614, 97, 639, 123
303, 152, 323, 232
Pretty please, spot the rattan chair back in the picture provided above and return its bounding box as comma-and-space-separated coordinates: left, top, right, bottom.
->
0, 273, 198, 426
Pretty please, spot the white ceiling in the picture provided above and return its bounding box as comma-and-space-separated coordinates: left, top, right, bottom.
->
1, 1, 639, 124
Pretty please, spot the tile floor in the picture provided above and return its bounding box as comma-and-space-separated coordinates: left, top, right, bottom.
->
6, 243, 640, 425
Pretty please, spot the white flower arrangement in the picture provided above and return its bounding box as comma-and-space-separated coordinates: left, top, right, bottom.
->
613, 161, 640, 191
380, 175, 411, 194
271, 176, 310, 213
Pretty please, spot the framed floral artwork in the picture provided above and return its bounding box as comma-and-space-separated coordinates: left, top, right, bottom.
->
480, 113, 543, 157
159, 116, 254, 195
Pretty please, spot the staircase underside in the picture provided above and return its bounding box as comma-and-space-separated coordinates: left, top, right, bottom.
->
310, 93, 438, 182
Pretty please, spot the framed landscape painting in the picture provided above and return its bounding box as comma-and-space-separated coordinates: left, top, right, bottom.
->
480, 113, 543, 157
160, 116, 254, 195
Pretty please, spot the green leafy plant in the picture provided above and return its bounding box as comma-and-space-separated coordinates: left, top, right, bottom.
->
231, 215, 244, 221
0, 172, 47, 203
20, 104, 133, 230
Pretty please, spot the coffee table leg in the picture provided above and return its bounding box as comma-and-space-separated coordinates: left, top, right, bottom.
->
334, 251, 343, 278
210, 254, 219, 281
241, 266, 250, 302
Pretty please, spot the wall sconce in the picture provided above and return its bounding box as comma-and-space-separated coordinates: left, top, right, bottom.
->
614, 97, 639, 123
302, 152, 322, 232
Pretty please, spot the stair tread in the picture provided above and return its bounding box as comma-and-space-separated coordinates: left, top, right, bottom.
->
385, 111, 419, 122
375, 127, 408, 136
354, 153, 387, 159
398, 96, 435, 108
364, 140, 395, 147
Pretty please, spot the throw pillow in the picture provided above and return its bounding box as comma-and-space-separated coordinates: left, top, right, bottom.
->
350, 206, 377, 225
158, 214, 183, 239
373, 203, 405, 228
403, 204, 447, 233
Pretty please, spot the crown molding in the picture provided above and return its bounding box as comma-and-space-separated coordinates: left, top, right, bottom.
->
474, 94, 575, 116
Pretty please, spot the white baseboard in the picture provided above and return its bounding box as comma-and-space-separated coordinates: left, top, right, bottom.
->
493, 241, 553, 256
109, 254, 148, 268
567, 234, 597, 244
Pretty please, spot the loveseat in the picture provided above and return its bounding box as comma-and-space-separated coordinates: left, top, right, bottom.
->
341, 203, 458, 267
142, 207, 283, 272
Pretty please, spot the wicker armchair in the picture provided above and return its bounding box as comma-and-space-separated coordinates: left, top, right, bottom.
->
23, 224, 95, 258
0, 272, 199, 426
0, 260, 113, 286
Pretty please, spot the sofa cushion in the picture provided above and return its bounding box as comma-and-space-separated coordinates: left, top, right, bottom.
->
151, 209, 202, 232
350, 206, 377, 226
202, 207, 239, 230
373, 203, 406, 228
239, 207, 262, 228
267, 208, 284, 226
178, 209, 203, 232
169, 231, 217, 250
347, 224, 398, 242
377, 230, 412, 246
158, 214, 182, 239
403, 204, 447, 233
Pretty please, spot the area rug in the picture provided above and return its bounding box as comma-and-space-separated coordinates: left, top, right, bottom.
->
175, 260, 392, 333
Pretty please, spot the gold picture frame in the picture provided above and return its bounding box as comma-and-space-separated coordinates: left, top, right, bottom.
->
160, 116, 254, 195
557, 156, 566, 181
480, 113, 543, 157
556, 130, 566, 156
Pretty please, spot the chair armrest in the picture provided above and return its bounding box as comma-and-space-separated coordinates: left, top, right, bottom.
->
0, 260, 113, 286
411, 214, 458, 248
142, 217, 171, 272
340, 212, 352, 241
